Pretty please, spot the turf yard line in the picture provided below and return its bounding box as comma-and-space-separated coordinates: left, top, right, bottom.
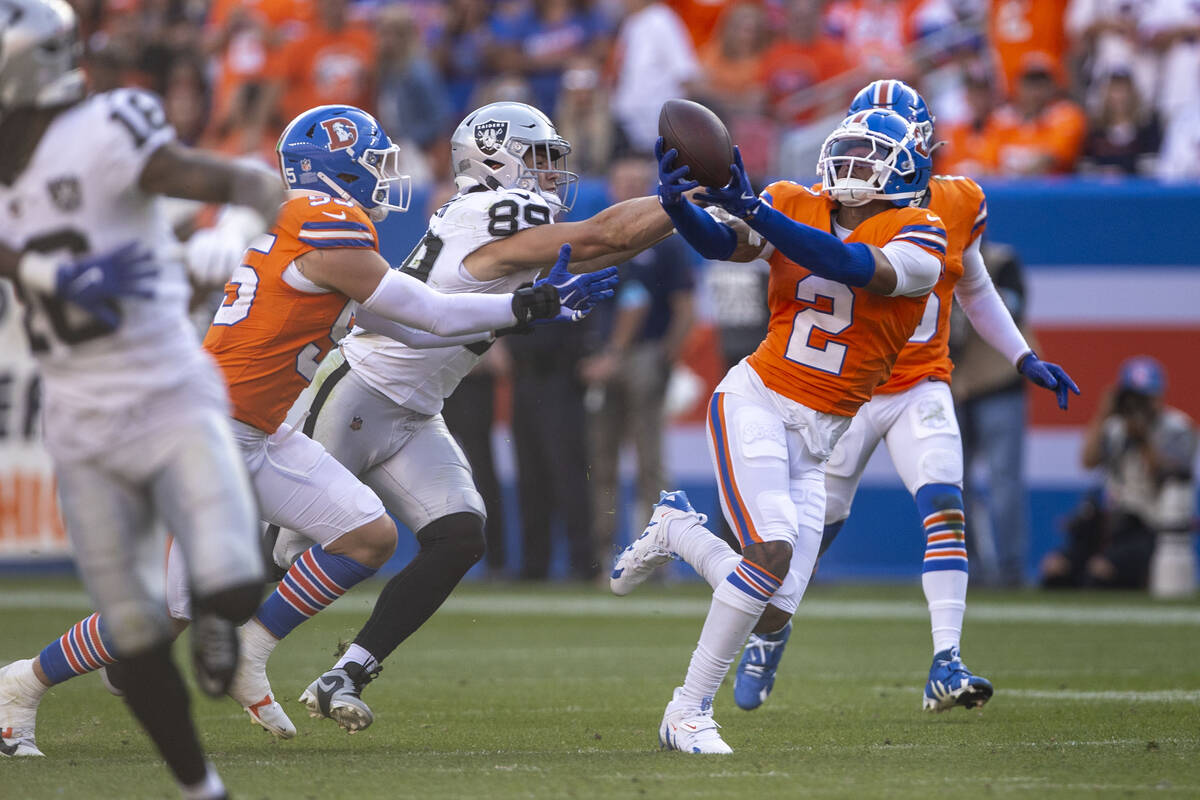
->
6, 587, 1200, 627
870, 685, 1200, 702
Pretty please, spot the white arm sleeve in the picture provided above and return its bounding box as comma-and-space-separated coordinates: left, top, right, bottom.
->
879, 241, 941, 297
359, 268, 518, 336
353, 306, 494, 349
953, 237, 1031, 366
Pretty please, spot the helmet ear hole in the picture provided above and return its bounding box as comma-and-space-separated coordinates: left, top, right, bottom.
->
337, 172, 360, 183
483, 159, 504, 170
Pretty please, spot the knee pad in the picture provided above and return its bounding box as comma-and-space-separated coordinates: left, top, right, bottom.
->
193, 581, 264, 625
417, 512, 486, 568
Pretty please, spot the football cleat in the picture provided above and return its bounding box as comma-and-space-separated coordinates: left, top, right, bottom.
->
227, 628, 295, 739
0, 659, 45, 757
299, 662, 380, 733
610, 490, 706, 596
923, 647, 994, 712
190, 611, 239, 698
733, 621, 792, 711
659, 687, 732, 754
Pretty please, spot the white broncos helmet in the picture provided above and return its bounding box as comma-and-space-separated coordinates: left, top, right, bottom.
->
450, 101, 578, 213
0, 0, 86, 121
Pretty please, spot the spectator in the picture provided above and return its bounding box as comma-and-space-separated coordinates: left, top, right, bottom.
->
555, 56, 616, 175
989, 0, 1070, 95
1042, 357, 1197, 590
205, 0, 309, 154
161, 54, 211, 146
1155, 103, 1200, 182
757, 0, 855, 125
949, 242, 1033, 587
508, 320, 596, 581
610, 0, 702, 154
696, 2, 769, 120
936, 66, 1000, 176
1141, 0, 1200, 126
434, 0, 498, 118
826, 0, 920, 76
1079, 69, 1160, 176
1065, 0, 1157, 112
669, 0, 740, 51
275, 0, 378, 122
581, 155, 696, 571
492, 0, 609, 117
375, 3, 451, 154
988, 53, 1087, 176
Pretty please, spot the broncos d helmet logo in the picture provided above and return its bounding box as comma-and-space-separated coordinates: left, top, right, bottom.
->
320, 117, 359, 151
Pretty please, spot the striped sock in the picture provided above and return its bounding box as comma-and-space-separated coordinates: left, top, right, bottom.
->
678, 558, 783, 709
38, 612, 118, 685
916, 484, 968, 654
254, 545, 376, 640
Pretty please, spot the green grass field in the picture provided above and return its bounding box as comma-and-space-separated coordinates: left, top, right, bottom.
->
3, 577, 1199, 799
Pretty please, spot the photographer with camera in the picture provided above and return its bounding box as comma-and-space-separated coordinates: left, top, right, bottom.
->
1041, 357, 1197, 590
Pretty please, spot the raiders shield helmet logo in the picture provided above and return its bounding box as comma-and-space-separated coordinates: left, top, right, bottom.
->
474, 120, 508, 156
320, 117, 359, 151
47, 177, 82, 212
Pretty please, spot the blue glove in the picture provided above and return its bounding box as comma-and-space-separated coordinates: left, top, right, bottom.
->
57, 242, 158, 328
534, 244, 619, 323
655, 137, 698, 208
654, 137, 737, 261
695, 146, 761, 220
1018, 352, 1080, 410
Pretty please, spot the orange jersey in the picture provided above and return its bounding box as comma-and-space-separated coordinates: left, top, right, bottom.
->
989, 0, 1069, 92
203, 194, 371, 432
746, 182, 946, 417
878, 176, 986, 394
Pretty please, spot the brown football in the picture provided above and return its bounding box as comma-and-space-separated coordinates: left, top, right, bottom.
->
657, 99, 735, 189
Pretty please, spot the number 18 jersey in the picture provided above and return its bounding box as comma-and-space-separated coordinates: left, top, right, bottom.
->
746, 181, 946, 417
0, 90, 204, 455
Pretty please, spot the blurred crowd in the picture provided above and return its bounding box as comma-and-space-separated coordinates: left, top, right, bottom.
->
70, 0, 1200, 185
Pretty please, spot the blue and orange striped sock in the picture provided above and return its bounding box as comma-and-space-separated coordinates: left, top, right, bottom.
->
38, 612, 118, 685
678, 557, 784, 709
254, 545, 376, 640
916, 484, 968, 654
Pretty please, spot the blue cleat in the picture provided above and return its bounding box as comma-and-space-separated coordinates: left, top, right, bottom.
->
922, 647, 993, 712
610, 490, 704, 596
733, 622, 792, 710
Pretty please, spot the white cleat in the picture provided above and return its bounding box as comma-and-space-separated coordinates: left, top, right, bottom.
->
658, 687, 733, 755
611, 490, 706, 596
0, 660, 46, 757
227, 627, 295, 739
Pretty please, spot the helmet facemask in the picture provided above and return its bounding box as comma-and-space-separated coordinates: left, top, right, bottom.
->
361, 143, 411, 221
819, 128, 921, 207
506, 137, 578, 214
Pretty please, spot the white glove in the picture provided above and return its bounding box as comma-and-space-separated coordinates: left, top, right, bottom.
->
185, 226, 245, 286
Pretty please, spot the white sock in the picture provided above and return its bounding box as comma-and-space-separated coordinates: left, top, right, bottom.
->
666, 519, 743, 589
676, 562, 778, 710
240, 618, 279, 665
181, 763, 226, 800
334, 643, 380, 674
922, 569, 968, 654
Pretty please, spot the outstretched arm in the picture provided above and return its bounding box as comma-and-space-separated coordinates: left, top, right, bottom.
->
464, 196, 675, 280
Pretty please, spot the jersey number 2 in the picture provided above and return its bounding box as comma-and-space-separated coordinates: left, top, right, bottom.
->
785, 275, 854, 375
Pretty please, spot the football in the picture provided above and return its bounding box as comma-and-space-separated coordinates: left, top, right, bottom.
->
657, 99, 735, 189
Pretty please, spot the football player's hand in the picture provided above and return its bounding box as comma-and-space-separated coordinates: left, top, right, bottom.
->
696, 146, 761, 220
58, 242, 158, 328
535, 244, 619, 322
186, 227, 245, 286
656, 137, 698, 209
1018, 352, 1080, 410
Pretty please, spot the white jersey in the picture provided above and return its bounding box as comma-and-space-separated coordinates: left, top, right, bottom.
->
342, 186, 553, 414
0, 89, 212, 459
